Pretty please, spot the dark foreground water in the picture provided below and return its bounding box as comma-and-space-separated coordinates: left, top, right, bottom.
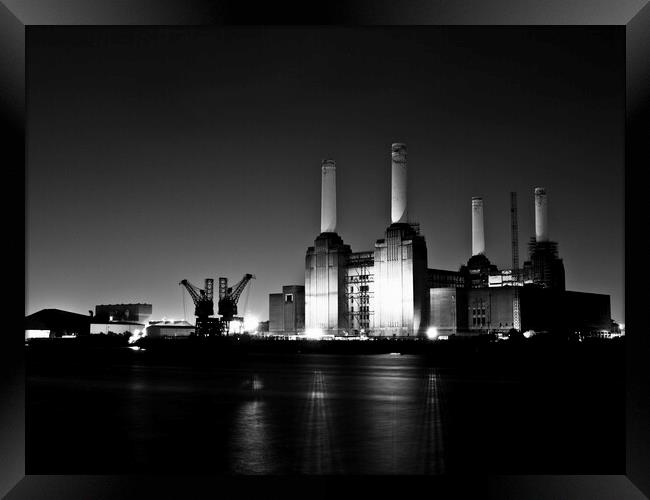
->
26, 342, 624, 474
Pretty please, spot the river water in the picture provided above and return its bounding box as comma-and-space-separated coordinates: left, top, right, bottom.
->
26, 350, 623, 474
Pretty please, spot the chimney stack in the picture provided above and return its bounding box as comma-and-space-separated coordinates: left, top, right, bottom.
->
320, 159, 337, 233
472, 197, 485, 256
391, 143, 408, 224
534, 187, 548, 242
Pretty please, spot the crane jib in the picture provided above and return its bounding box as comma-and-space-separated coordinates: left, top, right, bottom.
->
180, 274, 255, 336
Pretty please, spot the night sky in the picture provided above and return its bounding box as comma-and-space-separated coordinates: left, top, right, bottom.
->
26, 27, 624, 323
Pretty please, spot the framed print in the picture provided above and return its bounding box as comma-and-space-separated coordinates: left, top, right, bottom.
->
2, 0, 649, 498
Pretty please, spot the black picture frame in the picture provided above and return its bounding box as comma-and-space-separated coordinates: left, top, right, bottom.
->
2, 1, 648, 498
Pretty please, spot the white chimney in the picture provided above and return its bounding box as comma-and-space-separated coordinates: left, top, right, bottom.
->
320, 159, 336, 233
534, 187, 548, 242
472, 197, 485, 256
391, 143, 407, 224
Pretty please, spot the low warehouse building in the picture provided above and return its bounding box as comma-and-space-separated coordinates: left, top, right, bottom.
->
25, 309, 91, 338
145, 320, 195, 338
90, 321, 144, 336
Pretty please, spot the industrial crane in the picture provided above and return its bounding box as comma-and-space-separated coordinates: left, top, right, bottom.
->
180, 274, 255, 336
179, 278, 220, 336
217, 274, 255, 332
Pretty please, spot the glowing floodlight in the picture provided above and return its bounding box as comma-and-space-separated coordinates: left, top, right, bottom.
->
228, 319, 244, 335
243, 316, 259, 333
128, 328, 146, 344
426, 327, 439, 340
305, 328, 324, 340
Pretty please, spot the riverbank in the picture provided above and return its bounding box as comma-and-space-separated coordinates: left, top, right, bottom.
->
26, 334, 623, 370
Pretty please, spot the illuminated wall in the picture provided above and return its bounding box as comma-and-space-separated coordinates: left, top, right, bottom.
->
305, 232, 350, 333
373, 223, 428, 337
429, 287, 468, 334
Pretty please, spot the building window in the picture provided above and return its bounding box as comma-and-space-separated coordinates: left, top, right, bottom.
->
285, 294, 293, 303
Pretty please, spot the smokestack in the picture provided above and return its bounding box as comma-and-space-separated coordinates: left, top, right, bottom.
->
391, 143, 407, 224
320, 159, 336, 233
471, 197, 485, 256
534, 187, 548, 242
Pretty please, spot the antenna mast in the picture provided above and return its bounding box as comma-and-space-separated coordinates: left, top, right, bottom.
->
510, 191, 520, 276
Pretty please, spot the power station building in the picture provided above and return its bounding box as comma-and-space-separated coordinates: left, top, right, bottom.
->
304, 145, 429, 337
270, 143, 612, 338
269, 285, 305, 334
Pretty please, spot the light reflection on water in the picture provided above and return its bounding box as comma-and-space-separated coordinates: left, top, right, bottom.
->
416, 371, 445, 473
229, 373, 273, 474
220, 359, 447, 474
230, 399, 271, 474
298, 371, 339, 474
37, 355, 448, 474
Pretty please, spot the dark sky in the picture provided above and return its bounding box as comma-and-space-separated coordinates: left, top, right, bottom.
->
26, 26, 625, 323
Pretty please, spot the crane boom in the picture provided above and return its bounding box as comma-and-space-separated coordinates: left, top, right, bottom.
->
179, 279, 203, 304
228, 274, 255, 305
179, 279, 214, 318
217, 273, 255, 322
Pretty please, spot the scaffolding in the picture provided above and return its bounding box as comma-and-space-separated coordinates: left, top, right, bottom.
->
511, 192, 521, 330
345, 252, 374, 333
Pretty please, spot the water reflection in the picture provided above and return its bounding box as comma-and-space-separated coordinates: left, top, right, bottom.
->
241, 373, 263, 394
358, 369, 419, 474
230, 374, 272, 474
114, 358, 447, 473
298, 370, 339, 474
126, 369, 157, 467
415, 370, 446, 473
